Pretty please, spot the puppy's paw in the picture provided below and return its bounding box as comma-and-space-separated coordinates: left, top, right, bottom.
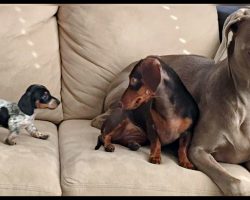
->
38, 134, 49, 140
4, 138, 16, 145
149, 155, 161, 164
104, 144, 115, 152
32, 132, 49, 140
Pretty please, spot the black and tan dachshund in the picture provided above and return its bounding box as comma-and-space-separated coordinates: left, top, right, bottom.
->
95, 56, 199, 169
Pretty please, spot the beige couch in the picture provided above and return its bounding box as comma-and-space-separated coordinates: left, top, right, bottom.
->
0, 4, 248, 196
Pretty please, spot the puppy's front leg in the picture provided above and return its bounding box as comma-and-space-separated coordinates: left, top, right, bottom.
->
5, 117, 21, 145
5, 131, 18, 145
25, 123, 49, 140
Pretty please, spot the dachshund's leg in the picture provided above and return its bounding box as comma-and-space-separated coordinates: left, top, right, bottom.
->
119, 120, 147, 151
148, 137, 161, 164
5, 117, 21, 145
94, 135, 103, 150
146, 117, 161, 164
4, 132, 18, 145
25, 123, 49, 140
178, 131, 195, 169
103, 133, 115, 152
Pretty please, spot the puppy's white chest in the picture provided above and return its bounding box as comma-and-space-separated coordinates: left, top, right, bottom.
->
17, 114, 35, 128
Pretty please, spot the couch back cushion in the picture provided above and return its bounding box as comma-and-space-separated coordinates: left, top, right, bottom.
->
0, 5, 63, 124
58, 4, 219, 120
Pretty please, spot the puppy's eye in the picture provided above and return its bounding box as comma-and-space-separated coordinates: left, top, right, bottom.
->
41, 94, 48, 101
130, 77, 138, 86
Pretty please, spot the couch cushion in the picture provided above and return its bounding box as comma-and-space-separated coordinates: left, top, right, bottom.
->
0, 120, 61, 195
59, 120, 250, 196
58, 4, 219, 120
0, 5, 63, 124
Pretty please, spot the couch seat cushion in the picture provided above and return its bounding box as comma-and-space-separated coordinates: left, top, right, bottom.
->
59, 120, 250, 196
0, 120, 61, 195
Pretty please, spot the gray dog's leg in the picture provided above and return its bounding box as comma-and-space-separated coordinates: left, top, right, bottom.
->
189, 146, 248, 195
25, 124, 49, 140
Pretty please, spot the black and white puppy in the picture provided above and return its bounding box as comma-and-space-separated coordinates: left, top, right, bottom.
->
0, 84, 60, 145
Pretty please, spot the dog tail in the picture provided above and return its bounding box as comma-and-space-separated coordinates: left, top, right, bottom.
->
95, 135, 103, 150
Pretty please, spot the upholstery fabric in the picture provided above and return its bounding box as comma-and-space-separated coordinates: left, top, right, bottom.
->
0, 5, 63, 124
58, 4, 219, 120
59, 120, 250, 196
0, 120, 61, 195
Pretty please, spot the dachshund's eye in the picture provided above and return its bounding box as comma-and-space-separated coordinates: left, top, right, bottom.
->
41, 93, 49, 101
130, 77, 138, 86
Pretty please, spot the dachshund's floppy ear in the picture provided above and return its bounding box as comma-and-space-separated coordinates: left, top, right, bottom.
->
18, 91, 34, 116
141, 57, 161, 92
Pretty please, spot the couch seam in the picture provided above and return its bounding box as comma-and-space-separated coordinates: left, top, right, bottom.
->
61, 184, 223, 195
0, 185, 60, 195
60, 179, 223, 194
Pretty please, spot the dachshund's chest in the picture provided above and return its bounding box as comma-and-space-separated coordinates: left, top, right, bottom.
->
0, 99, 35, 128
150, 109, 192, 145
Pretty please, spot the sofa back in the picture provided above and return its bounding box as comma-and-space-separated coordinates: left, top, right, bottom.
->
0, 4, 220, 123
58, 4, 220, 120
0, 5, 63, 124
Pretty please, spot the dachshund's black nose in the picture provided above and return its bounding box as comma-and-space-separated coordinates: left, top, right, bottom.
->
55, 98, 61, 105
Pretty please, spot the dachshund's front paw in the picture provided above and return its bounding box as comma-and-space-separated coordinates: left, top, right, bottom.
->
39, 134, 49, 140
32, 132, 49, 140
179, 159, 195, 169
4, 138, 16, 145
104, 144, 115, 152
149, 155, 161, 164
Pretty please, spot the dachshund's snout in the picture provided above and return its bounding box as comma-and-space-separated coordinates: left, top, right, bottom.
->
55, 98, 61, 106
48, 97, 60, 109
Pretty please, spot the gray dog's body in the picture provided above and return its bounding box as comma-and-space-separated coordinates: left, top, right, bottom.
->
160, 13, 250, 195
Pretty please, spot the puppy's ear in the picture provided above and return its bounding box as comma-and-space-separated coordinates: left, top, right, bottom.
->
141, 58, 161, 91
18, 92, 34, 116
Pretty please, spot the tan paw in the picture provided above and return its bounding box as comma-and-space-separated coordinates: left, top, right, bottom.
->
179, 159, 195, 169
104, 144, 115, 152
149, 155, 161, 164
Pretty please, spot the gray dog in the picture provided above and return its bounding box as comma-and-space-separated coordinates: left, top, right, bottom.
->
160, 9, 250, 195
92, 8, 250, 195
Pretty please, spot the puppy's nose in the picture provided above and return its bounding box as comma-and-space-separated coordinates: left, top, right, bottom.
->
55, 98, 61, 105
